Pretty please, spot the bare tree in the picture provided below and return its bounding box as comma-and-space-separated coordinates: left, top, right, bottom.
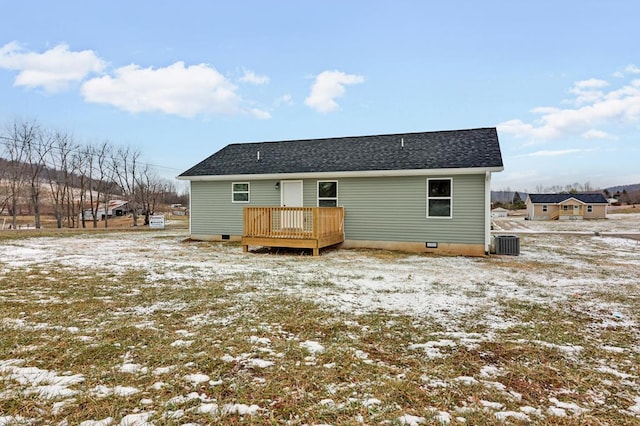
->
73, 148, 90, 228
97, 143, 116, 228
88, 142, 115, 228
137, 167, 173, 225
46, 131, 78, 228
0, 146, 11, 218
112, 146, 142, 226
3, 120, 32, 228
25, 124, 53, 228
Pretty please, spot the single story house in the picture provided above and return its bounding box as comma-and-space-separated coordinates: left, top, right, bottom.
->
525, 193, 608, 220
491, 207, 509, 218
177, 127, 504, 256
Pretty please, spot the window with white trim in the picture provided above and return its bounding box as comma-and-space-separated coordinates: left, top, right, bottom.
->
232, 182, 250, 203
587, 205, 593, 213
542, 205, 548, 212
427, 178, 452, 218
317, 181, 338, 207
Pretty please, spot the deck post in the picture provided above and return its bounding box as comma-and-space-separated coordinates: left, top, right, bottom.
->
312, 208, 319, 239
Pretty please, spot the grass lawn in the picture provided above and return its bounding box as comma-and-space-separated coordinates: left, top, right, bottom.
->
1, 215, 639, 425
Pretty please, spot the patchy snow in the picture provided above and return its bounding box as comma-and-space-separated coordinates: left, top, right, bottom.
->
118, 412, 154, 426
363, 397, 382, 407
408, 339, 457, 359
90, 385, 139, 398
453, 376, 478, 386
434, 411, 452, 423
0, 360, 84, 399
398, 414, 426, 425
480, 400, 504, 410
184, 374, 210, 385
596, 365, 635, 379
249, 336, 272, 345
495, 411, 530, 422
246, 358, 275, 369
119, 363, 148, 374
221, 403, 263, 415
601, 345, 626, 353
479, 365, 502, 378
170, 339, 193, 347
300, 340, 325, 354
628, 397, 640, 414
2, 224, 639, 333
1, 214, 639, 424
153, 366, 175, 375
548, 397, 590, 415
520, 406, 543, 416
78, 418, 113, 426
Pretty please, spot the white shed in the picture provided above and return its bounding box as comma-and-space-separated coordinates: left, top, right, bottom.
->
491, 207, 509, 218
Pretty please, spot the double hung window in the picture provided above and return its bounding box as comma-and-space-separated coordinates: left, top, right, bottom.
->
427, 178, 452, 218
317, 181, 338, 207
232, 182, 250, 203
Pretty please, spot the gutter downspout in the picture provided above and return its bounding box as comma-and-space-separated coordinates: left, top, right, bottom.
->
485, 171, 491, 255
188, 180, 192, 235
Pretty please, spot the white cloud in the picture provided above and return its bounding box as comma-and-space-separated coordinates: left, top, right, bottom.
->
573, 78, 609, 89
624, 64, 640, 74
523, 149, 586, 157
274, 94, 293, 106
568, 78, 608, 105
0, 41, 105, 92
239, 69, 269, 85
582, 129, 612, 139
81, 61, 241, 117
247, 107, 271, 119
304, 70, 364, 113
498, 76, 640, 143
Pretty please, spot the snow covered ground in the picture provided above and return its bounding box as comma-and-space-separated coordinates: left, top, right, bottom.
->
0, 213, 639, 424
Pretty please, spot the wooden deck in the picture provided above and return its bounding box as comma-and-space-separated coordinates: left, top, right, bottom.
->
242, 207, 345, 256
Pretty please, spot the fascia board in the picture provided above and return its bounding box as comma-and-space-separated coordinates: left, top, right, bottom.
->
177, 166, 504, 181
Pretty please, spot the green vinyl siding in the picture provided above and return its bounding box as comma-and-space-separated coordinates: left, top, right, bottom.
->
190, 180, 280, 235
190, 174, 486, 244
336, 174, 485, 244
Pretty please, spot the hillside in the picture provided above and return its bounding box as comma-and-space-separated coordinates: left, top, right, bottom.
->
606, 183, 640, 194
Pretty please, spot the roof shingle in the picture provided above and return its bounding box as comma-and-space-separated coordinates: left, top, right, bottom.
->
179, 127, 503, 177
528, 193, 608, 204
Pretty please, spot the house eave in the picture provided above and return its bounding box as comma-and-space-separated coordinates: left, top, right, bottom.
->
177, 166, 504, 181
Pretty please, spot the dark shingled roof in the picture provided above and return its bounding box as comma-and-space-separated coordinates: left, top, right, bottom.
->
528, 193, 609, 204
179, 127, 503, 177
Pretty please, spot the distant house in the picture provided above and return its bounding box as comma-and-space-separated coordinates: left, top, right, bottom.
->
178, 128, 504, 256
491, 207, 509, 218
80, 200, 131, 221
525, 193, 608, 220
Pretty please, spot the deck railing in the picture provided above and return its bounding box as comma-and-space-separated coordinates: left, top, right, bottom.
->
243, 206, 344, 240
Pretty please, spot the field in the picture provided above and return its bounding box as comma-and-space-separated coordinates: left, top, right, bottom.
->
1, 214, 639, 425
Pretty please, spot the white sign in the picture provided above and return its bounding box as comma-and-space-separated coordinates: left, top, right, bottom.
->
149, 214, 165, 229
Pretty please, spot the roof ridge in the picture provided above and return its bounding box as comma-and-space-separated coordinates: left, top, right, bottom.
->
225, 127, 497, 147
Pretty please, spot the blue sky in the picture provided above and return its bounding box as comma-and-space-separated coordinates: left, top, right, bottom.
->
1, 1, 639, 192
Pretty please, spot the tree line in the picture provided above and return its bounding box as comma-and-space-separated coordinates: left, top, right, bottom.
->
0, 118, 186, 229
493, 181, 640, 210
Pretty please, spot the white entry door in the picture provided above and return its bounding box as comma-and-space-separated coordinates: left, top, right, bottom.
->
281, 180, 303, 207
281, 180, 304, 230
